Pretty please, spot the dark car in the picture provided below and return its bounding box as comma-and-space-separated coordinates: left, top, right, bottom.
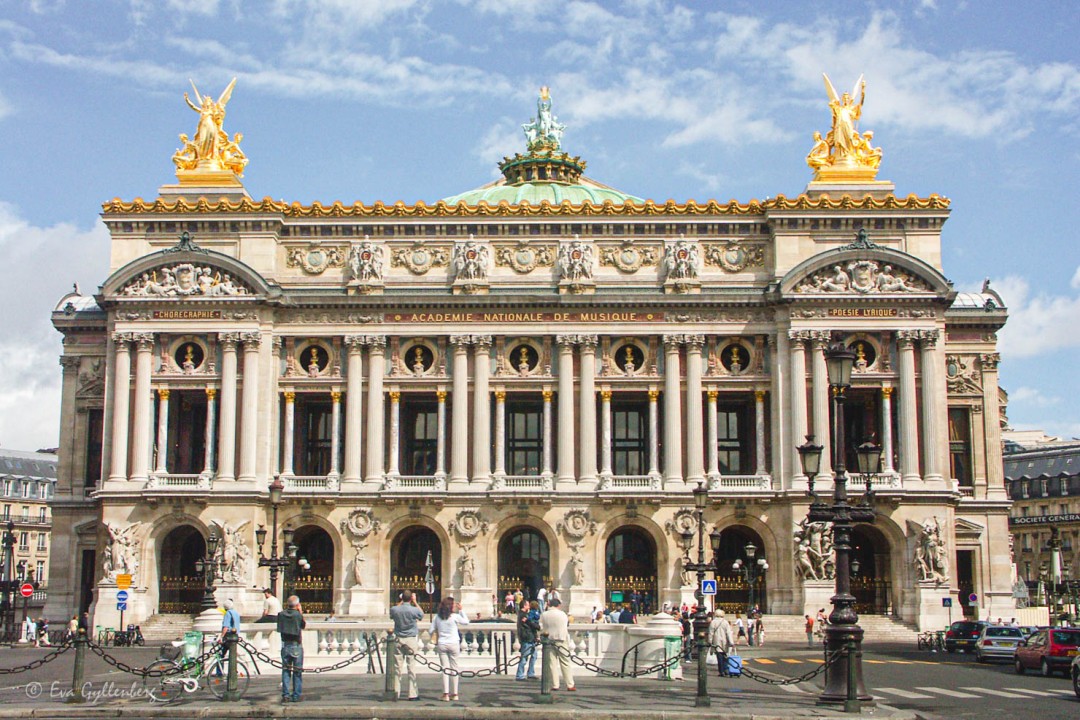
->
945, 620, 989, 653
1014, 627, 1080, 677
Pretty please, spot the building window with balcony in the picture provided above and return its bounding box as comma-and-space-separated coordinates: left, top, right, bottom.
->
36, 534, 46, 551
948, 408, 973, 487
21, 483, 29, 499
612, 401, 648, 476
296, 397, 333, 476
717, 402, 749, 474
37, 508, 45, 523
506, 399, 543, 475
20, 507, 28, 521
165, 391, 209, 474
35, 561, 43, 583
38, 484, 47, 500
18, 532, 28, 551
402, 399, 438, 476
85, 408, 104, 487
1021, 480, 1030, 499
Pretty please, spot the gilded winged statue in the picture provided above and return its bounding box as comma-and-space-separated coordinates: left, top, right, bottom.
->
807, 73, 882, 178
173, 78, 247, 177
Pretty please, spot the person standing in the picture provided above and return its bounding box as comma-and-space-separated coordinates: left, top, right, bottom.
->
389, 590, 425, 700
734, 613, 746, 646
709, 609, 735, 677
754, 615, 766, 647
220, 598, 241, 644
430, 598, 469, 701
804, 615, 815, 648
815, 608, 828, 642
536, 586, 547, 611
276, 595, 305, 703
539, 598, 575, 691
67, 615, 78, 643
516, 600, 540, 680
259, 588, 283, 623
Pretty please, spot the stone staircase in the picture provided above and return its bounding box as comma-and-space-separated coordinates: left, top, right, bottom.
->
138, 613, 196, 642
756, 614, 919, 643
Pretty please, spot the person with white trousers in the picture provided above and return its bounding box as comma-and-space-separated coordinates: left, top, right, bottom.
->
429, 597, 470, 701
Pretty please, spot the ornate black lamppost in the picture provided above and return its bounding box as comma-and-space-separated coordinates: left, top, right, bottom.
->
256, 477, 294, 597
1046, 526, 1063, 625
797, 343, 877, 713
195, 531, 222, 612
0, 520, 17, 641
683, 481, 725, 708
731, 542, 768, 615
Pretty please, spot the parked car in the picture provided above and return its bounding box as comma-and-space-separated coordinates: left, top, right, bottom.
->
945, 620, 989, 653
1071, 653, 1080, 699
1018, 625, 1040, 639
975, 625, 1025, 663
1014, 627, 1080, 677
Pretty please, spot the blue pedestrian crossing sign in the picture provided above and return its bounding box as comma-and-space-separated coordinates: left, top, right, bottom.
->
116, 590, 129, 602
701, 579, 717, 596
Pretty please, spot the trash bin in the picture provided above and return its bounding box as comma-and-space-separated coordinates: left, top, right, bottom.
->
183, 630, 203, 661
662, 635, 682, 680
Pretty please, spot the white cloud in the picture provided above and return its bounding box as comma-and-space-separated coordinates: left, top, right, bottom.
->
993, 270, 1080, 358
472, 120, 523, 177
166, 0, 219, 15
1008, 387, 1061, 407
0, 203, 109, 451
0, 89, 11, 120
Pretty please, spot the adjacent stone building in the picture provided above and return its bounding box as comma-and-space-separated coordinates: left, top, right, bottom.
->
0, 449, 56, 591
46, 83, 1014, 631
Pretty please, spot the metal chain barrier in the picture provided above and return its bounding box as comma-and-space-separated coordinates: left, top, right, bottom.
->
399, 643, 522, 678
236, 636, 373, 675
87, 639, 222, 678
552, 641, 691, 678
0, 641, 72, 675
724, 645, 844, 686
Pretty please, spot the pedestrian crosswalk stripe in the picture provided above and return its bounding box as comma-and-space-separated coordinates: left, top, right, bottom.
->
780, 659, 802, 664
915, 687, 980, 698
753, 658, 776, 664
875, 687, 934, 699
807, 659, 824, 664
864, 659, 887, 664
959, 687, 1029, 699
1005, 687, 1070, 697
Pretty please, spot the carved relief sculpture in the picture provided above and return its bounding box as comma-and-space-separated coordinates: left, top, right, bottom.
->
946, 355, 983, 395
795, 260, 927, 294
391, 241, 449, 275
459, 543, 477, 587
348, 240, 384, 283
121, 264, 250, 297
213, 520, 251, 584
103, 522, 142, 583
600, 241, 658, 273
794, 517, 834, 581
451, 236, 490, 293
557, 508, 598, 541
913, 516, 950, 584
704, 243, 765, 273
663, 238, 699, 281
558, 237, 594, 286
341, 508, 381, 588
495, 241, 555, 274
286, 244, 346, 275
449, 508, 489, 542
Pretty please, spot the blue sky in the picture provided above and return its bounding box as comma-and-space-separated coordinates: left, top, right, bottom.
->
0, 0, 1077, 450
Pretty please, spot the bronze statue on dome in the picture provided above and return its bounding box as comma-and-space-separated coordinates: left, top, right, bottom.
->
522, 86, 566, 152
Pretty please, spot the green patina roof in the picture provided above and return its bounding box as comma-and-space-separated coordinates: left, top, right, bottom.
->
442, 175, 643, 206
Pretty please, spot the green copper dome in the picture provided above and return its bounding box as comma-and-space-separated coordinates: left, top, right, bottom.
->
442, 87, 642, 207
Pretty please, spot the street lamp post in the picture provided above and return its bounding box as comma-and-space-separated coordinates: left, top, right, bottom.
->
1046, 527, 1063, 625
195, 531, 222, 612
731, 543, 769, 616
0, 521, 16, 641
256, 477, 294, 597
797, 343, 876, 713
683, 481, 725, 708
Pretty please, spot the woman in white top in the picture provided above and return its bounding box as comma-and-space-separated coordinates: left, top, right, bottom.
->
429, 598, 470, 701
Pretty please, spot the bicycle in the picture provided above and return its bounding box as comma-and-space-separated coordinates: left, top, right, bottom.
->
917, 630, 945, 652
142, 639, 250, 702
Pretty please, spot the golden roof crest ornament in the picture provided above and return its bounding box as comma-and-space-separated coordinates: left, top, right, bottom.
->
807, 73, 883, 183
172, 77, 247, 186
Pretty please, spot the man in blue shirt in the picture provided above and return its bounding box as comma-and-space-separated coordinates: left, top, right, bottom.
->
220, 598, 241, 641
389, 590, 424, 700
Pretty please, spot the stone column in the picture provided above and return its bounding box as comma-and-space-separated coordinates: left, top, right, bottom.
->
897, 331, 921, 485
979, 353, 1007, 500
787, 331, 810, 486
329, 390, 342, 478
919, 330, 944, 484
129, 333, 154, 484
238, 332, 261, 483
435, 389, 448, 480
493, 390, 506, 478
684, 335, 705, 486
343, 336, 364, 483
217, 333, 239, 482
881, 387, 895, 473
106, 334, 130, 481
556, 336, 576, 488
281, 391, 296, 476
542, 389, 554, 479
578, 336, 598, 486
648, 388, 660, 478
599, 389, 613, 479
706, 389, 719, 482
387, 390, 400, 477
154, 388, 170, 475
755, 389, 768, 477
769, 334, 788, 488
472, 336, 492, 483
809, 331, 833, 480
449, 337, 471, 489
202, 388, 216, 476
662, 335, 683, 487
365, 336, 386, 484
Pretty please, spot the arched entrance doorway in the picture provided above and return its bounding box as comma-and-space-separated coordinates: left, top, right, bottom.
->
289, 526, 334, 615
605, 527, 658, 614
498, 528, 550, 603
158, 525, 205, 614
851, 525, 892, 615
714, 526, 768, 614
390, 527, 442, 613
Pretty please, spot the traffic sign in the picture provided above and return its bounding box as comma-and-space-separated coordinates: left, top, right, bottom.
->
117, 601, 127, 612
701, 579, 717, 596
19, 583, 33, 598
116, 574, 132, 590
968, 593, 978, 603
941, 597, 952, 608
116, 590, 129, 602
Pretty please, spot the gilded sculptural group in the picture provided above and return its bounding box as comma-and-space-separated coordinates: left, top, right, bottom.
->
173, 78, 248, 180
806, 74, 883, 181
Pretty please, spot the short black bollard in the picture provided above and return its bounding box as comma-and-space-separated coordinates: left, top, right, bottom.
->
383, 633, 397, 700
224, 630, 240, 701
65, 629, 87, 704
536, 634, 553, 704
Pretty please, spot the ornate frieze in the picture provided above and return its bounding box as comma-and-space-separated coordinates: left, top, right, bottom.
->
557, 508, 598, 541
285, 244, 346, 275
494, 240, 555, 273
448, 508, 489, 541
795, 260, 928, 294
662, 237, 701, 293
347, 240, 385, 292
391, 241, 449, 275
599, 242, 658, 273
120, 264, 251, 297
451, 237, 491, 294
558, 237, 595, 294
703, 243, 765, 272
280, 311, 382, 324
76, 357, 106, 397
945, 355, 982, 395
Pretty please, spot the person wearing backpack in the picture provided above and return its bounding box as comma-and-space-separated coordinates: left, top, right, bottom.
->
515, 600, 540, 680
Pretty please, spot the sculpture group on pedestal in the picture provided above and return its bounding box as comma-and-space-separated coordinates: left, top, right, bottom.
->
794, 517, 835, 581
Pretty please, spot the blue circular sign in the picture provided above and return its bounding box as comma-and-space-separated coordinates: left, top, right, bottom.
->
968, 593, 978, 603
116, 590, 129, 602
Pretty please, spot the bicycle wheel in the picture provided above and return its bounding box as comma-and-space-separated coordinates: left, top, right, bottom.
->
143, 660, 182, 703
205, 658, 250, 699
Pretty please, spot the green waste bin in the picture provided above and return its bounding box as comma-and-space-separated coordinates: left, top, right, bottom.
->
183, 631, 203, 661
661, 635, 682, 680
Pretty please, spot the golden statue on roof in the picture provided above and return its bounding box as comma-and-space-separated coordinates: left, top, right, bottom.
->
172, 78, 247, 185
807, 73, 882, 183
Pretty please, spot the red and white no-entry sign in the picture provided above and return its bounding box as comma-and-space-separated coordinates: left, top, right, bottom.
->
19, 583, 33, 598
